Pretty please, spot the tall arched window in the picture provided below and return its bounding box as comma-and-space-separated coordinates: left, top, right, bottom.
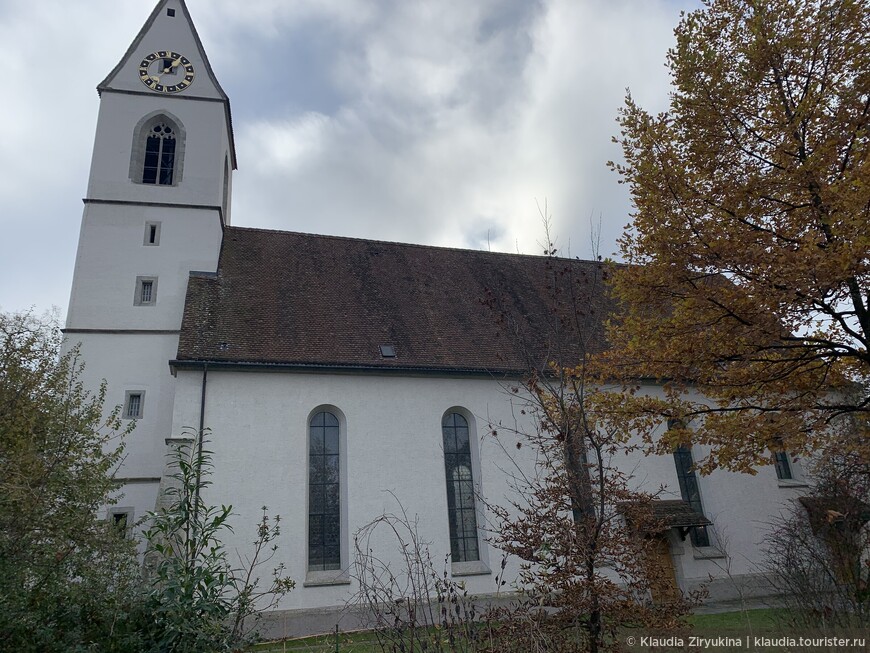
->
442, 412, 480, 563
669, 419, 711, 548
143, 122, 176, 185
308, 410, 341, 571
130, 112, 186, 186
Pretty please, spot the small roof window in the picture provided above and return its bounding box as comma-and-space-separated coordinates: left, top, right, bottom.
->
379, 344, 396, 358
167, 8, 176, 17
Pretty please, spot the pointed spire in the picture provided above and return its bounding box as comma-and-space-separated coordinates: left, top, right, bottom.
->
97, 0, 236, 169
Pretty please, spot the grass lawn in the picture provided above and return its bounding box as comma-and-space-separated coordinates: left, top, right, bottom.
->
252, 608, 798, 652
690, 607, 790, 633
252, 628, 383, 652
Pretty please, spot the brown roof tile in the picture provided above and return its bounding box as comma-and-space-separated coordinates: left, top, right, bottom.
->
175, 226, 613, 373
619, 499, 713, 532
650, 500, 713, 529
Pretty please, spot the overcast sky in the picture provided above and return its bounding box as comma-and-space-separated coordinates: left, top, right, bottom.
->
0, 0, 700, 318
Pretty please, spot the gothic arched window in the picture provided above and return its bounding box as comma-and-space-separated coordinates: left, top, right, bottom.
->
130, 113, 186, 186
308, 410, 341, 572
442, 412, 480, 563
143, 122, 176, 185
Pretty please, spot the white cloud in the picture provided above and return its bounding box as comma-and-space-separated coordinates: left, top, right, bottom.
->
0, 0, 699, 315
244, 113, 333, 175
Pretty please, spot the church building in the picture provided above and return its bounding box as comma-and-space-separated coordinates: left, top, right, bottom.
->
65, 0, 807, 637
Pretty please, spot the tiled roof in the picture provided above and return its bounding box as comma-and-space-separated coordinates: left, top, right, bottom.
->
175, 226, 613, 373
649, 500, 713, 529
619, 499, 713, 532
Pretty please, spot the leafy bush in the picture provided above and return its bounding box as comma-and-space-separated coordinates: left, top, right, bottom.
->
0, 311, 142, 652
140, 431, 295, 652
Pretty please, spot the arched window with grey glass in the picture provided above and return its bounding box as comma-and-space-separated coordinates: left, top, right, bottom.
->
142, 121, 176, 184
442, 412, 480, 563
129, 112, 186, 186
308, 411, 341, 571
668, 420, 710, 547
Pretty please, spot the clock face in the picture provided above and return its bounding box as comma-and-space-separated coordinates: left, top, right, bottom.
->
138, 51, 195, 93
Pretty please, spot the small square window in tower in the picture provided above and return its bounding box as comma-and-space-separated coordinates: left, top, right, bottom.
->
110, 510, 132, 536
124, 391, 144, 419
167, 8, 175, 16
144, 222, 161, 246
134, 276, 158, 305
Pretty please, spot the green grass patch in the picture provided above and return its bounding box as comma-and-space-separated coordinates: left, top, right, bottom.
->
252, 629, 383, 653
688, 607, 788, 633
252, 609, 798, 652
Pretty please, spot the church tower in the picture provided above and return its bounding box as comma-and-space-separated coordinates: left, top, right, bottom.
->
65, 0, 234, 527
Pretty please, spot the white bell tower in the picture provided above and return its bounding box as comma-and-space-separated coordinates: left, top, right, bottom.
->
65, 0, 235, 526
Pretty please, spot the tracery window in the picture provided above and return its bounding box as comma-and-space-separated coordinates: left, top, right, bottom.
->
130, 112, 185, 186
442, 412, 480, 563
142, 122, 177, 185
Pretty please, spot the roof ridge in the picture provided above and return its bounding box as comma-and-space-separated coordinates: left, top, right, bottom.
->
224, 225, 605, 264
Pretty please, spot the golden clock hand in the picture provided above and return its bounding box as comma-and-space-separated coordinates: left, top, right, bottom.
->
161, 58, 182, 74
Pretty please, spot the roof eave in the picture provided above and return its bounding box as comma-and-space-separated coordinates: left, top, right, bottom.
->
169, 358, 528, 379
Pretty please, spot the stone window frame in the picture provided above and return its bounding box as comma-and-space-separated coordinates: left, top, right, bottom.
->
107, 507, 135, 538
144, 221, 162, 246
129, 111, 186, 186
304, 405, 350, 587
441, 407, 490, 577
123, 390, 145, 420
134, 276, 158, 306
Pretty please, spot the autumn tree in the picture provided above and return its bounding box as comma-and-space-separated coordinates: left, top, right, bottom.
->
763, 432, 869, 630
484, 233, 699, 653
609, 0, 870, 472
487, 365, 700, 653
0, 311, 141, 651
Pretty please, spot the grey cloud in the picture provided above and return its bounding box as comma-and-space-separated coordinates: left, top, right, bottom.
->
0, 0, 698, 316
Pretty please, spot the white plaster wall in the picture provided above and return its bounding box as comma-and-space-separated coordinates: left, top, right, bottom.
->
64, 332, 179, 480
615, 385, 808, 581
87, 93, 231, 206
105, 481, 162, 553
60, 330, 179, 544
170, 369, 807, 612
66, 203, 221, 329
